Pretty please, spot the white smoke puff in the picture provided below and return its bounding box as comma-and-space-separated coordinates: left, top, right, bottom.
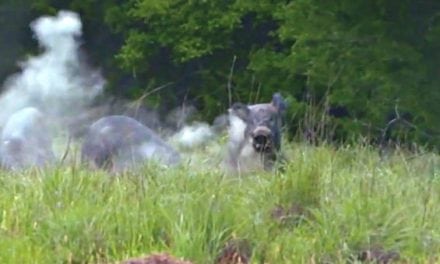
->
228, 114, 247, 144
32, 10, 81, 52
0, 10, 104, 125
172, 122, 215, 148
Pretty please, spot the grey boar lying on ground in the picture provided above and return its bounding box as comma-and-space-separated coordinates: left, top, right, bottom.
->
226, 93, 286, 173
81, 115, 181, 171
0, 107, 55, 170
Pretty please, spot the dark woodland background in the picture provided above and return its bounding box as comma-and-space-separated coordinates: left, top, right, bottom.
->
1, 0, 440, 148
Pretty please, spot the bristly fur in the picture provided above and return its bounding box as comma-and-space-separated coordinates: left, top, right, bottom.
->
224, 93, 285, 174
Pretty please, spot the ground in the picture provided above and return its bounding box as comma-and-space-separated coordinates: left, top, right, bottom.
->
0, 138, 438, 263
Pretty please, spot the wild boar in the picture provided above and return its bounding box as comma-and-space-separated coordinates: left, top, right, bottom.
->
226, 93, 286, 173
81, 115, 181, 171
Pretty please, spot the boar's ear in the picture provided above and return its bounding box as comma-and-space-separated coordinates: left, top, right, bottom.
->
271, 93, 286, 114
229, 102, 251, 121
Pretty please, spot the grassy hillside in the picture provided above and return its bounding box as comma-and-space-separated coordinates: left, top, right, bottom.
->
0, 140, 438, 263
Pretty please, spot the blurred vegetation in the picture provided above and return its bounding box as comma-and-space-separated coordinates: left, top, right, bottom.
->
2, 0, 440, 147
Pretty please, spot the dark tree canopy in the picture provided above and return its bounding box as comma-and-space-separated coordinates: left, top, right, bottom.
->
3, 0, 440, 147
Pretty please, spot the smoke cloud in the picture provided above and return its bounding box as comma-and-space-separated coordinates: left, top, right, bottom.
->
0, 10, 230, 170
171, 122, 215, 149
0, 10, 104, 126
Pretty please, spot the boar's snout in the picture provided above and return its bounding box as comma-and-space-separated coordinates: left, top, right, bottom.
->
251, 126, 273, 153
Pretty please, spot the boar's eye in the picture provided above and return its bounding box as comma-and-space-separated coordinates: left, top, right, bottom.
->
268, 115, 276, 124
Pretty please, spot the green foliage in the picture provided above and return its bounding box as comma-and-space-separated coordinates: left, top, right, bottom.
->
272, 1, 440, 143
12, 0, 440, 147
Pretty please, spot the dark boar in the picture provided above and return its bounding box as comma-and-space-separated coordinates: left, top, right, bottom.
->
226, 93, 286, 173
0, 107, 55, 170
81, 115, 181, 171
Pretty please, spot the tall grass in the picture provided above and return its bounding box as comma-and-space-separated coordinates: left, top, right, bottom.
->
0, 141, 439, 263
